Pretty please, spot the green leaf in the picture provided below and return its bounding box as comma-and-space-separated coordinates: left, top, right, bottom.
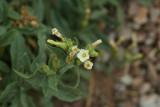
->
14, 70, 36, 79
0, 0, 8, 23
90, 8, 107, 20
10, 34, 25, 71
0, 30, 18, 46
0, 82, 17, 102
26, 72, 45, 87
10, 97, 21, 107
8, 9, 21, 20
0, 26, 7, 36
22, 53, 31, 73
47, 45, 66, 66
20, 91, 36, 107
48, 55, 54, 68
36, 63, 43, 72
48, 75, 58, 90
31, 33, 46, 71
20, 92, 29, 107
33, 0, 44, 22
43, 64, 50, 73
0, 60, 10, 73
49, 82, 83, 102
42, 77, 49, 97
59, 64, 74, 75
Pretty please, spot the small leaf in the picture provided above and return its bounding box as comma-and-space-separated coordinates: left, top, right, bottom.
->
26, 72, 45, 87
49, 82, 83, 102
48, 75, 58, 90
10, 34, 25, 71
42, 77, 49, 97
59, 64, 74, 75
14, 70, 36, 79
36, 63, 43, 72
43, 64, 50, 73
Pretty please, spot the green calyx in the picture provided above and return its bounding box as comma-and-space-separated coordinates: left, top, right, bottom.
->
86, 45, 99, 57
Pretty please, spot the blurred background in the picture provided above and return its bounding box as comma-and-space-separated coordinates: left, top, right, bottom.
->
1, 0, 160, 107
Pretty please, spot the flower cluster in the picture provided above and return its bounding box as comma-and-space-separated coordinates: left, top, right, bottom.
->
47, 28, 102, 70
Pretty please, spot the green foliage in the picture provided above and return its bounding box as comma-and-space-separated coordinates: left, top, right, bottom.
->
0, 0, 126, 106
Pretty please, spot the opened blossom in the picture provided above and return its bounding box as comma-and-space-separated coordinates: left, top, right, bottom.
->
77, 49, 89, 62
84, 61, 93, 70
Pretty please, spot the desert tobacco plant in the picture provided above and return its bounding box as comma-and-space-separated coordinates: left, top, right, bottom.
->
0, 0, 125, 106
0, 26, 102, 106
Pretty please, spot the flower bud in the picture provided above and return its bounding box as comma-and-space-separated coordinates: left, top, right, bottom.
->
72, 46, 79, 53
52, 28, 65, 41
47, 39, 67, 50
69, 52, 76, 59
52, 28, 58, 35
91, 39, 102, 47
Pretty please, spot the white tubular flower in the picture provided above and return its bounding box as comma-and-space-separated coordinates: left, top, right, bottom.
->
52, 28, 58, 35
55, 31, 62, 38
91, 39, 102, 47
52, 28, 65, 41
72, 46, 79, 53
84, 61, 93, 70
77, 49, 89, 62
